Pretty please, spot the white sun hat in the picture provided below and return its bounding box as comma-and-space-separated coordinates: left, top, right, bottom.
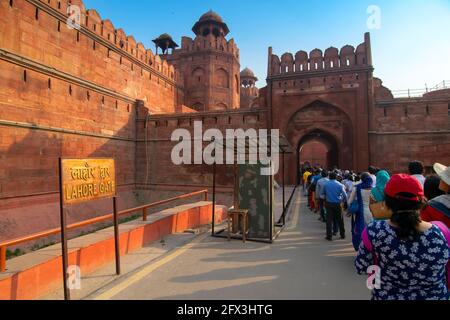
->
433, 163, 450, 186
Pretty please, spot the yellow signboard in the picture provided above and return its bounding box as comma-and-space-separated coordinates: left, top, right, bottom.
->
61, 158, 116, 205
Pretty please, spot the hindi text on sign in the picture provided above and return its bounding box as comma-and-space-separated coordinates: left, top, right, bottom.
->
61, 159, 116, 205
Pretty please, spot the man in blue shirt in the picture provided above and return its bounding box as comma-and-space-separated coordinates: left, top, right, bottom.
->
323, 172, 347, 241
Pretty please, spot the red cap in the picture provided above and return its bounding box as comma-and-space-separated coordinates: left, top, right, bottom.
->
384, 174, 424, 201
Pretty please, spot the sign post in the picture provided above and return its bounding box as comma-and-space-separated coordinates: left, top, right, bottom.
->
58, 158, 70, 301
113, 196, 120, 275
59, 158, 117, 300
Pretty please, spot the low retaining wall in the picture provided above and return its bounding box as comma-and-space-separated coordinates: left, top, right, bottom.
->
0, 201, 227, 300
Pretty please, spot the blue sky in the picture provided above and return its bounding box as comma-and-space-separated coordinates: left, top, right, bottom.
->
83, 0, 450, 90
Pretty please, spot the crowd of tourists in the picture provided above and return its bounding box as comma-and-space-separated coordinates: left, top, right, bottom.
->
300, 161, 450, 300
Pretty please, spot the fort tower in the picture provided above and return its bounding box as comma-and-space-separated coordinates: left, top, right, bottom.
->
162, 10, 241, 111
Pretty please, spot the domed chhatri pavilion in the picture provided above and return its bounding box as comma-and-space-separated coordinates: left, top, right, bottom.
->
240, 67, 259, 108
152, 33, 178, 55
192, 10, 230, 37
240, 67, 258, 87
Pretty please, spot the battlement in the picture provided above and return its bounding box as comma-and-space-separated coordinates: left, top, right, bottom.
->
39, 0, 179, 81
1, 0, 185, 114
173, 35, 239, 59
269, 33, 372, 77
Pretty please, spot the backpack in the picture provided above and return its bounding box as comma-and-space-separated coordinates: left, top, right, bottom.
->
362, 221, 450, 289
348, 200, 359, 214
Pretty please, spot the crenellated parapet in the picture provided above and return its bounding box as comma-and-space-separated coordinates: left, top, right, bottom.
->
174, 35, 239, 60
37, 0, 180, 81
2, 0, 184, 116
269, 33, 372, 77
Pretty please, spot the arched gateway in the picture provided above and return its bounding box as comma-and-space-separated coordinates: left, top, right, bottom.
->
280, 100, 356, 185
266, 36, 373, 185
298, 129, 339, 178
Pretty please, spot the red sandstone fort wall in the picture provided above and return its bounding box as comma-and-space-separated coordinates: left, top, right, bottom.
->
265, 38, 450, 177
370, 90, 450, 172
1, 0, 182, 114
136, 108, 269, 207
0, 0, 182, 242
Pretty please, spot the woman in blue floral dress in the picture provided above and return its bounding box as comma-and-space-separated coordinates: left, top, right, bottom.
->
355, 174, 450, 300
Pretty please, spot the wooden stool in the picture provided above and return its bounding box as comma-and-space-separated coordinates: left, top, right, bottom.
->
227, 209, 249, 243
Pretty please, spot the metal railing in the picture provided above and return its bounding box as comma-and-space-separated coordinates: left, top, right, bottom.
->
0, 189, 208, 272
391, 80, 450, 98
276, 185, 298, 227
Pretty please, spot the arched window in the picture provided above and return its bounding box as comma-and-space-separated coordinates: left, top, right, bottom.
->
214, 103, 228, 110
192, 67, 205, 85
215, 68, 229, 88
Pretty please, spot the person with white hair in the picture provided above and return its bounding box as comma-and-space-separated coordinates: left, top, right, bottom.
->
421, 163, 450, 228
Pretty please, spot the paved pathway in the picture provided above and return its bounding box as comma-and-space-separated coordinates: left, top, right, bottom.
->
88, 189, 370, 300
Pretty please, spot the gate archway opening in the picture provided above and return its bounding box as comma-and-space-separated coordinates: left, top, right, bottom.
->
300, 141, 329, 169
296, 129, 339, 184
